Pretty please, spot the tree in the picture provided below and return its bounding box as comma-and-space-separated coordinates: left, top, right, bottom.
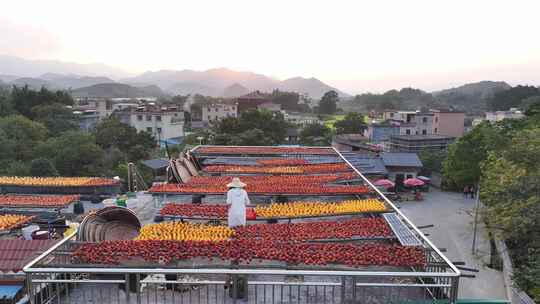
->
0, 115, 48, 161
442, 122, 507, 189
334, 112, 367, 134
0, 94, 15, 117
520, 95, 540, 117
487, 85, 540, 111
319, 90, 338, 114
31, 103, 78, 135
95, 117, 155, 161
211, 109, 289, 146
11, 86, 73, 118
230, 129, 273, 146
35, 131, 107, 176
300, 123, 332, 146
418, 150, 447, 176
480, 128, 540, 300
30, 158, 59, 177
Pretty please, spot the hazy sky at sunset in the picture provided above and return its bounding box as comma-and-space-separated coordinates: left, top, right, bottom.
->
1, 0, 540, 93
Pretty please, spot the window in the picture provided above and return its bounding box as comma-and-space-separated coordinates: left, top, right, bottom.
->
422, 129, 427, 135
157, 127, 162, 133
146, 127, 152, 133
174, 113, 178, 116
137, 115, 143, 121
406, 174, 413, 179
155, 115, 161, 121
434, 128, 438, 134
422, 117, 427, 123
390, 113, 394, 118
406, 129, 411, 135
207, 107, 211, 112
435, 117, 439, 123
146, 115, 151, 121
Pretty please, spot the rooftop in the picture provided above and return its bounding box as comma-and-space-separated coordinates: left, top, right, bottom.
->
0, 239, 57, 273
381, 152, 423, 167
391, 134, 455, 140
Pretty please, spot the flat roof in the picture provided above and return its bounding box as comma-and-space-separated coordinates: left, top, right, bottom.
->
391, 134, 455, 140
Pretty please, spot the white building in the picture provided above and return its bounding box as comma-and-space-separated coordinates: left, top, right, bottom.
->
118, 105, 185, 144
284, 112, 321, 126
202, 103, 238, 122
382, 110, 417, 123
485, 108, 525, 122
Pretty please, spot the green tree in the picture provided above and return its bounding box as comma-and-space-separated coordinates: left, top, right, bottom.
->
520, 95, 540, 117
3, 161, 30, 176
418, 150, 447, 176
29, 158, 59, 177
31, 103, 78, 135
35, 131, 107, 176
95, 117, 156, 161
334, 112, 367, 134
487, 85, 540, 111
442, 122, 507, 189
0, 94, 15, 117
0, 115, 48, 161
11, 86, 73, 118
480, 128, 540, 300
211, 109, 289, 146
319, 90, 338, 114
300, 123, 332, 146
229, 129, 273, 146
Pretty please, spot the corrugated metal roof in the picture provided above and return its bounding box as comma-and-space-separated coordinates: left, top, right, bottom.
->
381, 153, 423, 167
0, 284, 23, 299
0, 239, 57, 273
341, 153, 388, 175
141, 158, 169, 170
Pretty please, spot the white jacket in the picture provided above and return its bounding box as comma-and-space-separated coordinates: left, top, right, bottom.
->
226, 188, 250, 227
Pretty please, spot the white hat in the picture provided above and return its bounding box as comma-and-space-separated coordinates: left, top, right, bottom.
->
227, 177, 246, 188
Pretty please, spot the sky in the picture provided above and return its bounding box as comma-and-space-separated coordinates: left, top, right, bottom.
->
1, 0, 540, 94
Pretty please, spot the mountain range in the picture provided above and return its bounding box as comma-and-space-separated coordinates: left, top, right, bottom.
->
0, 55, 347, 98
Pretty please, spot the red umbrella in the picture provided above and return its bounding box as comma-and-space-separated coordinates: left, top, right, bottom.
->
373, 179, 395, 188
404, 178, 425, 187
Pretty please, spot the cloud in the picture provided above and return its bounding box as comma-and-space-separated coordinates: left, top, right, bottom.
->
0, 18, 61, 59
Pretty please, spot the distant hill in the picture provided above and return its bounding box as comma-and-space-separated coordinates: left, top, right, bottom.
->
9, 77, 57, 90
166, 82, 219, 96
432, 81, 511, 99
125, 68, 347, 98
221, 83, 250, 97
0, 74, 20, 83
280, 77, 348, 98
0, 55, 130, 79
71, 83, 164, 98
40, 73, 115, 89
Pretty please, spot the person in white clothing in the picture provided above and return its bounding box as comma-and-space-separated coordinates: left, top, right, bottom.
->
226, 177, 250, 228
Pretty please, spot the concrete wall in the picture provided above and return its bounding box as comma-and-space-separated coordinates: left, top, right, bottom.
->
433, 112, 465, 137
202, 104, 237, 122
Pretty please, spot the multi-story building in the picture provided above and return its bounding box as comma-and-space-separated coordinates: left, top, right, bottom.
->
414, 112, 434, 135
388, 134, 455, 153
115, 105, 184, 146
485, 108, 525, 123
398, 123, 417, 136
365, 122, 400, 143
202, 103, 238, 122
431, 109, 465, 137
382, 110, 417, 123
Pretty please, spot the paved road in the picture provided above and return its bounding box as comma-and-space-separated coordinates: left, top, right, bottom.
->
397, 187, 507, 300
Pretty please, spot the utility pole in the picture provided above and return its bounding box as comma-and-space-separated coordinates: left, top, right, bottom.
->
471, 183, 480, 254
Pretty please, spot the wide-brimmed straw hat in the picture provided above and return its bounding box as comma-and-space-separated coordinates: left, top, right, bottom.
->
227, 177, 246, 188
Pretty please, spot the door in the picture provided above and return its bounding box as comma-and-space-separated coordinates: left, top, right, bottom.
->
395, 174, 405, 191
